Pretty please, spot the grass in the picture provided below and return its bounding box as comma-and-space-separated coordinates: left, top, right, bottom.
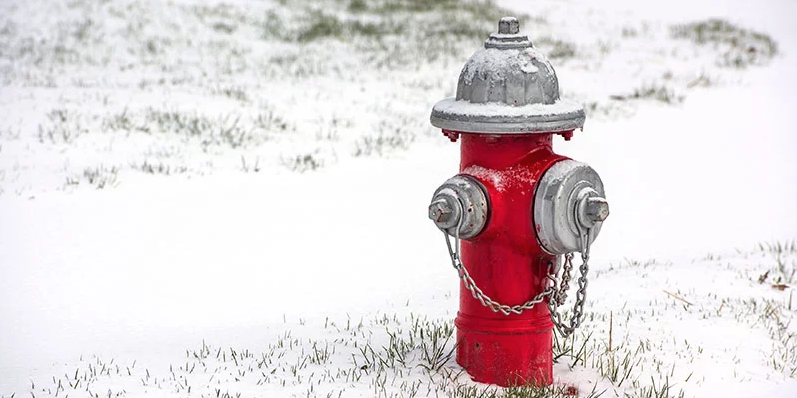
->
671, 19, 778, 68
255, 111, 292, 133
352, 0, 461, 13
550, 319, 687, 398
14, 309, 702, 398
534, 36, 577, 60
291, 10, 406, 43
130, 160, 188, 176
41, 249, 796, 396
103, 108, 266, 150
281, 151, 325, 172
757, 240, 797, 285
353, 122, 414, 157
37, 109, 87, 144
240, 155, 261, 173
264, 6, 399, 43
211, 85, 250, 102
452, 383, 603, 398
65, 165, 119, 189
261, 0, 541, 68
101, 108, 149, 134
0, 0, 785, 195
547, 244, 797, 396
28, 103, 298, 191
8, 244, 797, 397
686, 71, 715, 88
16, 314, 606, 398
143, 110, 252, 149
610, 84, 684, 104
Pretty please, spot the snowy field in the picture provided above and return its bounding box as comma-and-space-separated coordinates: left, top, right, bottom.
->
1, 0, 796, 397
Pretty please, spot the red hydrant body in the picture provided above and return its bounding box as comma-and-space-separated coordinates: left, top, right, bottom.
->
456, 134, 565, 385
428, 17, 609, 388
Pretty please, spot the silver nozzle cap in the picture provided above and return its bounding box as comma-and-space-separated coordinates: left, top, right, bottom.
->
534, 160, 607, 254
429, 175, 489, 240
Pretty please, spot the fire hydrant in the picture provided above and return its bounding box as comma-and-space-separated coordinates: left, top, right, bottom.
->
428, 17, 609, 387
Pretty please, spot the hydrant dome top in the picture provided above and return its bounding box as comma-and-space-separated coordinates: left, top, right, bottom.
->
430, 17, 585, 134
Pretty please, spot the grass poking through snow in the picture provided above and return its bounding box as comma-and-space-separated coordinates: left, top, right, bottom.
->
671, 19, 778, 68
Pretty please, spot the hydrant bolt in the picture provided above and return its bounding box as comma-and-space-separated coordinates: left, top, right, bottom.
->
576, 192, 609, 230
498, 17, 520, 35
428, 198, 457, 229
585, 197, 610, 223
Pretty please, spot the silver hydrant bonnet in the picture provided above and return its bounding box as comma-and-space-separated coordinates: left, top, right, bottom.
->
430, 17, 585, 134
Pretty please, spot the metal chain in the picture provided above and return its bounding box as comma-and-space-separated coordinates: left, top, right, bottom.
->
556, 253, 574, 306
547, 242, 590, 338
548, 200, 592, 338
439, 197, 592, 336
443, 230, 553, 315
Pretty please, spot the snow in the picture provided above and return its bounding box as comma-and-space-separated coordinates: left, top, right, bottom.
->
520, 61, 539, 74
462, 165, 506, 192
1, 0, 797, 397
461, 47, 536, 85
433, 98, 583, 117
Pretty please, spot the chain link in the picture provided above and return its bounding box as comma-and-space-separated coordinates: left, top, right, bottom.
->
547, 198, 592, 338
439, 197, 592, 336
547, 246, 590, 338
556, 253, 573, 306
443, 230, 553, 315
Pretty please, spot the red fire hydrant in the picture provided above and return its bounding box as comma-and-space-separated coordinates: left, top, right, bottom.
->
428, 17, 609, 387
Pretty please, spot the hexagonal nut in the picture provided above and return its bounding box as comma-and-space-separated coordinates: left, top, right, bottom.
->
428, 198, 457, 229
498, 17, 520, 35
585, 197, 610, 222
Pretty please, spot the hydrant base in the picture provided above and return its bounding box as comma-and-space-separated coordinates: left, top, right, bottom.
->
455, 314, 553, 387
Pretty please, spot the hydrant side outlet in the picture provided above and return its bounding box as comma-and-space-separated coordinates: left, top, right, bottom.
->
427, 17, 609, 388
533, 160, 606, 254
429, 175, 489, 239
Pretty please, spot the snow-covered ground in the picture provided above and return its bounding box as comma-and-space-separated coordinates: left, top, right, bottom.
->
1, 0, 796, 397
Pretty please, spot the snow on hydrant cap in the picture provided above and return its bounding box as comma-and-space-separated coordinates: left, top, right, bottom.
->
430, 17, 585, 134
